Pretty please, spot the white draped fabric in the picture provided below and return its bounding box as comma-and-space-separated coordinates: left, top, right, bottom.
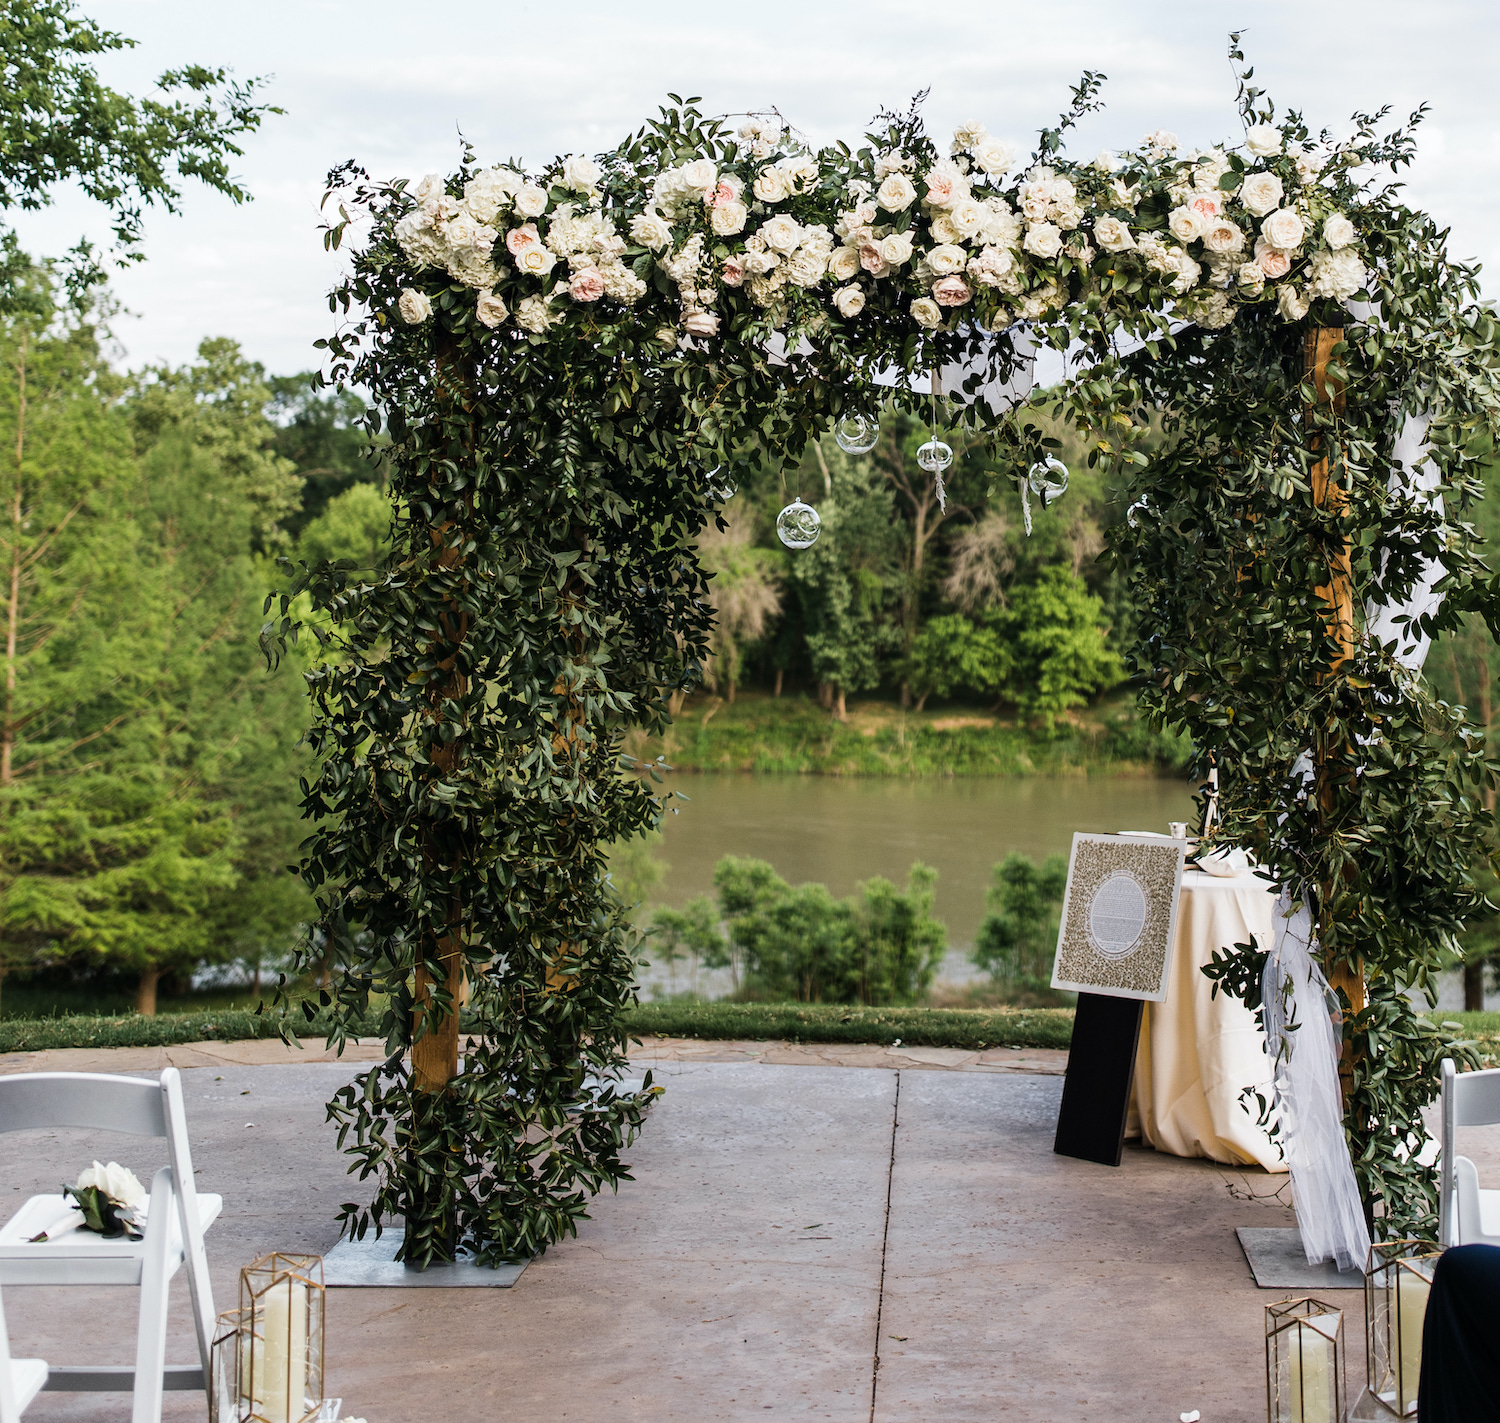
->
1260, 895, 1373, 1272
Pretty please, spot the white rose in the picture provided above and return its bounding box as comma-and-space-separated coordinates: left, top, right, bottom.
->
1022, 222, 1063, 259
414, 173, 446, 203
828, 246, 861, 282
682, 310, 720, 336
1277, 283, 1310, 321
1244, 125, 1283, 158
1203, 219, 1245, 254
513, 184, 549, 218
1236, 262, 1266, 296
753, 167, 792, 204
973, 137, 1018, 176
1260, 208, 1306, 251
928, 213, 963, 245
475, 290, 509, 328
1144, 129, 1179, 154
516, 245, 557, 277
1239, 172, 1285, 217
1168, 205, 1207, 244
761, 214, 803, 254
630, 211, 673, 251
1110, 177, 1140, 209
710, 201, 749, 236
1093, 215, 1135, 253
1052, 200, 1084, 232
948, 199, 985, 238
833, 284, 866, 318
398, 288, 433, 324
910, 297, 943, 328
925, 244, 967, 276
878, 232, 914, 267
562, 154, 603, 192
951, 119, 988, 154
655, 326, 678, 350
77, 1161, 145, 1208
1164, 249, 1201, 294
967, 245, 1013, 286
1323, 214, 1356, 250
873, 149, 911, 179
784, 248, 828, 288
681, 158, 718, 195
876, 173, 917, 211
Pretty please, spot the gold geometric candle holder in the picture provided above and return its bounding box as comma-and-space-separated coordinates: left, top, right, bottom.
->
1362, 1240, 1439, 1417
226, 1252, 326, 1423
1265, 1296, 1343, 1423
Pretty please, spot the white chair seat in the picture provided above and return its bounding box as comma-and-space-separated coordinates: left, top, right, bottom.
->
4, 1358, 47, 1415
0, 1195, 223, 1286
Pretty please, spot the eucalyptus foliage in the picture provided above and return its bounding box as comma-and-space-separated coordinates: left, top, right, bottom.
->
273, 54, 1499, 1259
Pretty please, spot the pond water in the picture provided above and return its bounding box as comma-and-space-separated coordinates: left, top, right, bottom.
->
638, 772, 1195, 996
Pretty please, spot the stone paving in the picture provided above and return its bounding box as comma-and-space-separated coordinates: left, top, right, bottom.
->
0, 1041, 1322, 1423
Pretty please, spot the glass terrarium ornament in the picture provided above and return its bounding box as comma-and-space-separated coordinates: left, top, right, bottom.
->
776, 498, 821, 549
916, 440, 954, 474
1027, 456, 1070, 507
1359, 1240, 1440, 1417
834, 413, 880, 454
1265, 1296, 1344, 1423
234, 1253, 326, 1423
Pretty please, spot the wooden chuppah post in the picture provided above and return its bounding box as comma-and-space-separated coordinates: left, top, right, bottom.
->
412, 336, 473, 1097
1305, 326, 1365, 1098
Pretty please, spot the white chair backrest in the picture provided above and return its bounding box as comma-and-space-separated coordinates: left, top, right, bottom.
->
1449, 1063, 1500, 1127
0, 1069, 199, 1197
0, 1073, 167, 1139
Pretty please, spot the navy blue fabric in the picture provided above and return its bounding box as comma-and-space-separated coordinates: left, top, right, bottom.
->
1418, 1243, 1500, 1422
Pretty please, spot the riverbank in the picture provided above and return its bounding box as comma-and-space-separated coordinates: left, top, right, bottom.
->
629, 689, 1189, 778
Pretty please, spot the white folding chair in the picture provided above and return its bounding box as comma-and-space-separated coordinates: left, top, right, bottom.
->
0, 1285, 46, 1423
0, 1069, 222, 1423
1438, 1057, 1500, 1247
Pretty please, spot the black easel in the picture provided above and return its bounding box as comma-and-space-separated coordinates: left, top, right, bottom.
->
1053, 992, 1145, 1167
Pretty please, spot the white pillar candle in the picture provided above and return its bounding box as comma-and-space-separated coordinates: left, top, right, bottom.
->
1396, 1271, 1430, 1415
255, 1279, 308, 1423
1287, 1316, 1337, 1423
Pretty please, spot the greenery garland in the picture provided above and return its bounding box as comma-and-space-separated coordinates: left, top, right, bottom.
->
267, 42, 1499, 1260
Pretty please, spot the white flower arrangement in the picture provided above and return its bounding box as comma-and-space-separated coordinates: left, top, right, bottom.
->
384, 110, 1365, 345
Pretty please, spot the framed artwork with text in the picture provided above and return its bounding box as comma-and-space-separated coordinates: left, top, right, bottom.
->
1050, 833, 1185, 1002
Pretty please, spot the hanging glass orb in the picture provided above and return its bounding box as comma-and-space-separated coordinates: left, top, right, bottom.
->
1027, 456, 1070, 507
917, 439, 953, 474
776, 499, 821, 549
834, 414, 880, 455
703, 465, 736, 502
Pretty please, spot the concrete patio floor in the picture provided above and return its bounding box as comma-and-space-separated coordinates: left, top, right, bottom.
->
1, 1051, 1337, 1423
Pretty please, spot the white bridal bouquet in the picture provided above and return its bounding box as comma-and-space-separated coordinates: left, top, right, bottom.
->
29, 1160, 147, 1241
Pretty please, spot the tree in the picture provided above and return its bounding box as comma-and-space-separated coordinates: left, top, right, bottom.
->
711, 855, 944, 1004
995, 566, 1123, 724
698, 508, 780, 701
0, 0, 278, 306
973, 852, 1069, 1001
267, 375, 385, 537
646, 896, 724, 997
786, 459, 900, 719
905, 612, 1010, 712
298, 483, 392, 572
0, 305, 311, 1013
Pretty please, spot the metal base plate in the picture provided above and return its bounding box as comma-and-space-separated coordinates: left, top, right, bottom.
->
1236, 1227, 1364, 1290
323, 1232, 528, 1288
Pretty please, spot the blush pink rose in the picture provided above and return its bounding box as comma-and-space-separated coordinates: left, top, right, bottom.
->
925, 170, 958, 207
860, 243, 891, 278
506, 222, 541, 257
932, 274, 973, 307
721, 255, 746, 287
569, 268, 606, 302
1255, 239, 1291, 279
709, 180, 741, 208
1190, 194, 1219, 220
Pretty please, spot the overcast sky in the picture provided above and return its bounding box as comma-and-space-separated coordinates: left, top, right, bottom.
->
14, 0, 1500, 376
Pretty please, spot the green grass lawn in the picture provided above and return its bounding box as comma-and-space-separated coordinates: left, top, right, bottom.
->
626, 689, 1189, 778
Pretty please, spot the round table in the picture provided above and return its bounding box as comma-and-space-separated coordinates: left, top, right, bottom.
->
1127, 868, 1285, 1172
